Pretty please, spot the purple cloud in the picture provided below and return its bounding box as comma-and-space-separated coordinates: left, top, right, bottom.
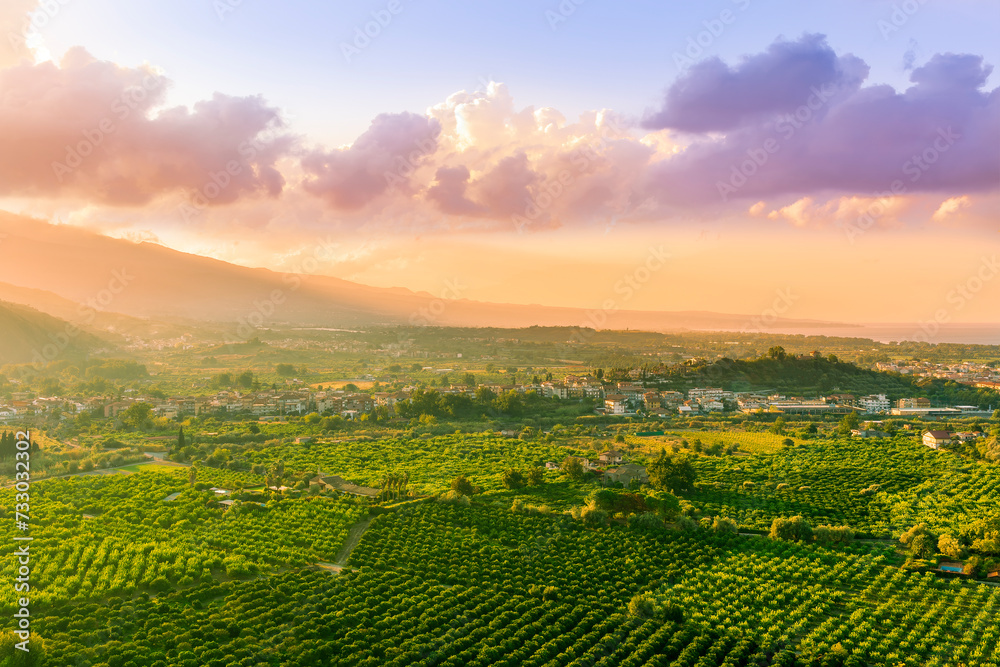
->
302, 112, 440, 210
644, 34, 868, 133
643, 44, 999, 205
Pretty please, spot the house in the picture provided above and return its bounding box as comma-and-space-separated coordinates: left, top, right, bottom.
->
898, 397, 931, 409
923, 430, 953, 449
858, 394, 890, 414
309, 474, 380, 497
599, 449, 625, 465
605, 463, 649, 487
541, 382, 569, 399
827, 394, 856, 406
544, 461, 559, 470
604, 394, 627, 415
660, 391, 684, 406
851, 429, 889, 438
688, 387, 724, 401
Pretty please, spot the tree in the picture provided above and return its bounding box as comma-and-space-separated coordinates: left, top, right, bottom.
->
248, 423, 260, 434
770, 516, 813, 542
767, 346, 787, 361
189, 466, 197, 487
900, 523, 937, 559
712, 516, 739, 534
646, 490, 681, 520
769, 417, 786, 435
275, 363, 296, 377
450, 475, 475, 496
561, 456, 586, 481
938, 534, 965, 560
121, 402, 154, 430
647, 450, 696, 494
501, 468, 526, 490
177, 426, 186, 450
628, 594, 656, 619
525, 467, 544, 486
838, 411, 860, 435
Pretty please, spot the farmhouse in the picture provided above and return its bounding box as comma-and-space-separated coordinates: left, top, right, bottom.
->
922, 430, 953, 449
598, 449, 625, 465
605, 463, 649, 487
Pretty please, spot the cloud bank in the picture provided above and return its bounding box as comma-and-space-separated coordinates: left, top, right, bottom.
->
0, 32, 996, 236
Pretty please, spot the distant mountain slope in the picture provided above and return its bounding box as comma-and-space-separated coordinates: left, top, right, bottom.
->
0, 280, 195, 342
0, 299, 105, 365
0, 213, 850, 334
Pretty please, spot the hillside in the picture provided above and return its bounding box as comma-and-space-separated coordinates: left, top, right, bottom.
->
0, 213, 847, 333
0, 299, 106, 365
652, 353, 998, 406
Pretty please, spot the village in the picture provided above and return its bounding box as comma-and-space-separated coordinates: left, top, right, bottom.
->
1, 370, 995, 424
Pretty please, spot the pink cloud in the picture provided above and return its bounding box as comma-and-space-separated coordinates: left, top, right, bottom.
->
0, 47, 292, 206
301, 112, 440, 210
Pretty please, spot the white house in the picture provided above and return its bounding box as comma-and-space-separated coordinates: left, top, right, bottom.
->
858, 394, 890, 414
604, 394, 627, 415
922, 430, 952, 449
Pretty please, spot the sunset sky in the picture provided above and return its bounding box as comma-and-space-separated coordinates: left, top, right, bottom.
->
0, 0, 998, 324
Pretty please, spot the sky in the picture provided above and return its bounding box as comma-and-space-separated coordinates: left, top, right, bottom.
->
0, 0, 998, 324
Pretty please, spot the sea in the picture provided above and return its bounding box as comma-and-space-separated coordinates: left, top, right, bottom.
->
736, 323, 1000, 346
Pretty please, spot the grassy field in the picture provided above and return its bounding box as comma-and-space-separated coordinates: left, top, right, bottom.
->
624, 429, 791, 455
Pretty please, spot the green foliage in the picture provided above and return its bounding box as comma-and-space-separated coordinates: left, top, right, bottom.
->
684, 435, 1000, 538
561, 456, 586, 481
501, 468, 527, 490
900, 523, 938, 559
770, 516, 814, 542
450, 474, 475, 496
647, 449, 696, 493
838, 411, 860, 435
120, 402, 154, 430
